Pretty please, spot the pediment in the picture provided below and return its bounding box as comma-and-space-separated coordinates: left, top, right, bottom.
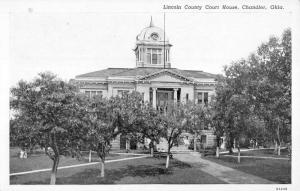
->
150, 74, 187, 83
138, 70, 194, 83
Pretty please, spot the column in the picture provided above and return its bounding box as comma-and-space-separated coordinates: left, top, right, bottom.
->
152, 88, 157, 109
174, 88, 178, 103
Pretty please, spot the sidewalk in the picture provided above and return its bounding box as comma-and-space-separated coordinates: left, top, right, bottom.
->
173, 152, 275, 184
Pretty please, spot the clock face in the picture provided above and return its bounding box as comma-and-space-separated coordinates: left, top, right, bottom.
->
151, 33, 159, 40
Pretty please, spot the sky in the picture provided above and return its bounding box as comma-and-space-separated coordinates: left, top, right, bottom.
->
8, 1, 291, 87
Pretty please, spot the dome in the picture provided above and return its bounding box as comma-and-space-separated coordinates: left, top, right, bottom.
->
136, 18, 169, 43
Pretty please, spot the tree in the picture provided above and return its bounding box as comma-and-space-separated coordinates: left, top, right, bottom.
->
188, 102, 212, 152
10, 72, 85, 184
211, 91, 226, 158
247, 29, 291, 155
161, 103, 191, 168
82, 95, 120, 178
214, 58, 255, 162
10, 115, 41, 156
137, 105, 164, 156
82, 91, 144, 178
213, 28, 291, 160
117, 92, 145, 150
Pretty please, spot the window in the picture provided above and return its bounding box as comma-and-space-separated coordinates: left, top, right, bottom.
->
197, 92, 209, 104
146, 53, 151, 64
117, 90, 129, 97
186, 93, 189, 103
152, 54, 158, 64
141, 92, 145, 103
84, 90, 102, 98
146, 48, 162, 65
136, 48, 143, 62
197, 92, 203, 104
204, 92, 208, 104
91, 91, 97, 97
85, 91, 91, 96
165, 49, 170, 62
150, 90, 153, 105
201, 135, 207, 144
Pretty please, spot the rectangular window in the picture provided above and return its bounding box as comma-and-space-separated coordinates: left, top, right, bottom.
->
146, 53, 151, 64
197, 92, 209, 104
152, 54, 158, 64
197, 92, 203, 104
157, 54, 161, 64
85, 90, 102, 98
85, 91, 91, 97
204, 92, 208, 104
141, 92, 145, 103
146, 48, 162, 65
150, 90, 153, 105
91, 91, 97, 97
96, 91, 103, 98
117, 90, 129, 97
201, 135, 207, 144
186, 93, 189, 103
117, 90, 123, 97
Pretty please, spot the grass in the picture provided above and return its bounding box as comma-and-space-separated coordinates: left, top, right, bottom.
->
227, 148, 290, 158
205, 149, 291, 184
12, 147, 289, 184
10, 148, 225, 184
10, 147, 143, 174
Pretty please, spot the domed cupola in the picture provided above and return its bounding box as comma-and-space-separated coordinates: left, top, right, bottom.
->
134, 17, 172, 68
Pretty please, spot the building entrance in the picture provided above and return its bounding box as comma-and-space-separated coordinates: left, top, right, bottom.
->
156, 88, 174, 111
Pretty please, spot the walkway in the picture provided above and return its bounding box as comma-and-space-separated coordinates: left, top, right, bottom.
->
222, 155, 289, 160
174, 152, 274, 184
10, 155, 148, 176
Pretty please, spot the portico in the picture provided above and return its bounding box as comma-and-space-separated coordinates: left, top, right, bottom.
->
150, 87, 179, 109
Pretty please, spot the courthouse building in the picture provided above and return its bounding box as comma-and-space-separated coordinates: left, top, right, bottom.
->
74, 18, 217, 151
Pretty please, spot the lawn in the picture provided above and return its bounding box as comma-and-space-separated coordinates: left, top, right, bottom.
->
10, 149, 225, 184
226, 148, 290, 158
205, 149, 291, 184
10, 148, 141, 174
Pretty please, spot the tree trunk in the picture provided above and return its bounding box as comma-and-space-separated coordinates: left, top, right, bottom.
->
216, 137, 220, 158
228, 137, 234, 154
194, 138, 197, 152
49, 132, 60, 185
166, 154, 170, 169
50, 156, 59, 185
216, 146, 220, 158
126, 140, 129, 152
89, 150, 92, 163
277, 125, 281, 156
150, 148, 154, 157
274, 140, 278, 154
228, 146, 233, 154
237, 146, 241, 163
233, 138, 236, 149
166, 147, 171, 169
100, 160, 105, 177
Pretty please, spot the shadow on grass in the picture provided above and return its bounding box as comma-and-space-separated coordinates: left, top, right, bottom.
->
205, 155, 291, 184
23, 159, 192, 184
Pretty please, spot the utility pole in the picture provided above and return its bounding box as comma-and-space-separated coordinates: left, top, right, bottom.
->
163, 13, 166, 69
